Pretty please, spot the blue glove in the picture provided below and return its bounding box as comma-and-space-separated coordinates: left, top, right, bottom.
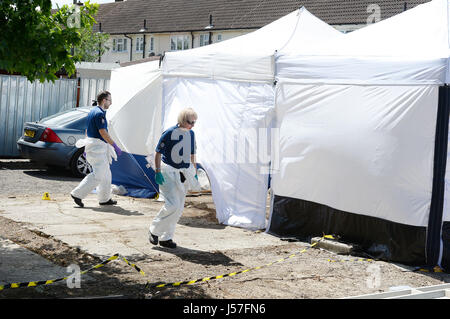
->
155, 172, 165, 185
112, 142, 122, 156
194, 174, 198, 180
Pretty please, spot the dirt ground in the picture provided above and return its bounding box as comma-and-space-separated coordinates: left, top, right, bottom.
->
0, 159, 449, 301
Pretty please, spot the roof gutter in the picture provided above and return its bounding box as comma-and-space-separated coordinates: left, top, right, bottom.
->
108, 26, 261, 35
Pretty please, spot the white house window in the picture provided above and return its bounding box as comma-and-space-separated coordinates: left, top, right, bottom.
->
150, 37, 154, 52
136, 37, 144, 52
199, 34, 210, 46
217, 34, 222, 42
113, 38, 128, 52
170, 35, 189, 51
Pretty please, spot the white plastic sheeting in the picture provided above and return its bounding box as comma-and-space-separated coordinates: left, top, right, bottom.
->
272, 3, 449, 230
163, 77, 274, 229
161, 8, 342, 229
282, 0, 450, 59
271, 0, 450, 258
163, 8, 342, 83
272, 84, 439, 227
275, 56, 448, 85
107, 60, 163, 157
104, 0, 450, 236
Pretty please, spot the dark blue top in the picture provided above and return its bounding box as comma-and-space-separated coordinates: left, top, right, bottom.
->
86, 106, 107, 142
156, 124, 196, 169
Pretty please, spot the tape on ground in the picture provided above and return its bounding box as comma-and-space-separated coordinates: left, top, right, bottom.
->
144, 235, 332, 290
0, 235, 334, 292
0, 254, 120, 291
0, 253, 145, 291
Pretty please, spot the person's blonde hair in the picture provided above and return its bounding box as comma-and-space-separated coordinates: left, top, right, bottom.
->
177, 107, 198, 126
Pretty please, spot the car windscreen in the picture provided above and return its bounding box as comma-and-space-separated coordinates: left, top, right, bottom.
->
39, 109, 89, 126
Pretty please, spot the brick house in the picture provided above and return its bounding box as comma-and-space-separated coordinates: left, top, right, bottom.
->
90, 0, 431, 63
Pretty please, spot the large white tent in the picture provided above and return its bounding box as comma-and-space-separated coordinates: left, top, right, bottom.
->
268, 0, 450, 269
161, 8, 342, 229
106, 0, 449, 269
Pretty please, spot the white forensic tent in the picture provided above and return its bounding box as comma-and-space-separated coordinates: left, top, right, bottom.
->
106, 60, 163, 198
105, 0, 449, 269
268, 0, 450, 268
161, 8, 343, 229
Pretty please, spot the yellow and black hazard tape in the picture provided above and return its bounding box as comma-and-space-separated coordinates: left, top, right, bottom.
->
144, 235, 333, 290
0, 253, 120, 291
0, 253, 146, 291
415, 266, 444, 273
120, 256, 146, 276
1, 234, 338, 292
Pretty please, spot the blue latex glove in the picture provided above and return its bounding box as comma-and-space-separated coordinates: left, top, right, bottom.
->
112, 142, 122, 156
194, 174, 198, 180
155, 172, 165, 185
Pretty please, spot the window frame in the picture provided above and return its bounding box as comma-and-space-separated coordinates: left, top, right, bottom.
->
113, 38, 128, 52
199, 33, 210, 47
150, 37, 155, 52
136, 37, 144, 52
170, 35, 190, 51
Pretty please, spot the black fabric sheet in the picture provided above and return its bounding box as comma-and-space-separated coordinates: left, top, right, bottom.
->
268, 195, 427, 265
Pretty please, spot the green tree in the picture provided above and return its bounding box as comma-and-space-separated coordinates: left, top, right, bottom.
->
0, 0, 99, 82
75, 25, 110, 62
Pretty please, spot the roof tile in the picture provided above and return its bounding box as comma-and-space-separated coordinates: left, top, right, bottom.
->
92, 0, 431, 34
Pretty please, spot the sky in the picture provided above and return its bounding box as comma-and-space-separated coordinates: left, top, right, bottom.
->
51, 0, 113, 9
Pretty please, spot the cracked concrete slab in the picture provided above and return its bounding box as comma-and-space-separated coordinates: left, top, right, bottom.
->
0, 237, 68, 285
0, 194, 287, 260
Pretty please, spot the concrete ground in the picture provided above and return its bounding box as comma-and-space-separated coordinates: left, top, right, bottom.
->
0, 192, 286, 288
0, 237, 67, 285
1, 160, 449, 302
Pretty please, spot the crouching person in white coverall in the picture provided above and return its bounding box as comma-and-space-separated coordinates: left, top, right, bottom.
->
149, 108, 198, 249
70, 91, 122, 208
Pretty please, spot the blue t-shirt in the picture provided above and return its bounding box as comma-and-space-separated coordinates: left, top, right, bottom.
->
156, 124, 196, 169
86, 106, 108, 142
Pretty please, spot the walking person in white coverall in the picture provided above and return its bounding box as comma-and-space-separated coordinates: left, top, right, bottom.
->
70, 91, 123, 207
149, 108, 199, 249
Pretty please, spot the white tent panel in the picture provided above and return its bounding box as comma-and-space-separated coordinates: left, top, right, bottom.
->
107, 61, 163, 156
275, 55, 448, 85
163, 8, 342, 83
160, 7, 343, 229
272, 83, 439, 227
299, 0, 450, 59
163, 77, 274, 229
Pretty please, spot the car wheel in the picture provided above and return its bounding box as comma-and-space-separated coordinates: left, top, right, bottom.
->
70, 148, 92, 177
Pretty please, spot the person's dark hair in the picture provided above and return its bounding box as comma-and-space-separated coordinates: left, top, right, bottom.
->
97, 91, 111, 104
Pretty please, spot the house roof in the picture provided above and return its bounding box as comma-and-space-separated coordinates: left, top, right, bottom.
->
92, 0, 431, 34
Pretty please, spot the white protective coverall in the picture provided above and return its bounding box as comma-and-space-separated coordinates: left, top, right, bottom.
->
149, 162, 199, 241
71, 137, 117, 203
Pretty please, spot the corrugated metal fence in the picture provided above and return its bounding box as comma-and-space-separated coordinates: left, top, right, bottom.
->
0, 75, 109, 157
78, 78, 110, 108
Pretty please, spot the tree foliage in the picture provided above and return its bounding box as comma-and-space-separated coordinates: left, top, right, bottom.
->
75, 24, 110, 62
0, 0, 101, 82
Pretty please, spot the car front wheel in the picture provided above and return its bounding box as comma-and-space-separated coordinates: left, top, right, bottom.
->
70, 148, 92, 177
